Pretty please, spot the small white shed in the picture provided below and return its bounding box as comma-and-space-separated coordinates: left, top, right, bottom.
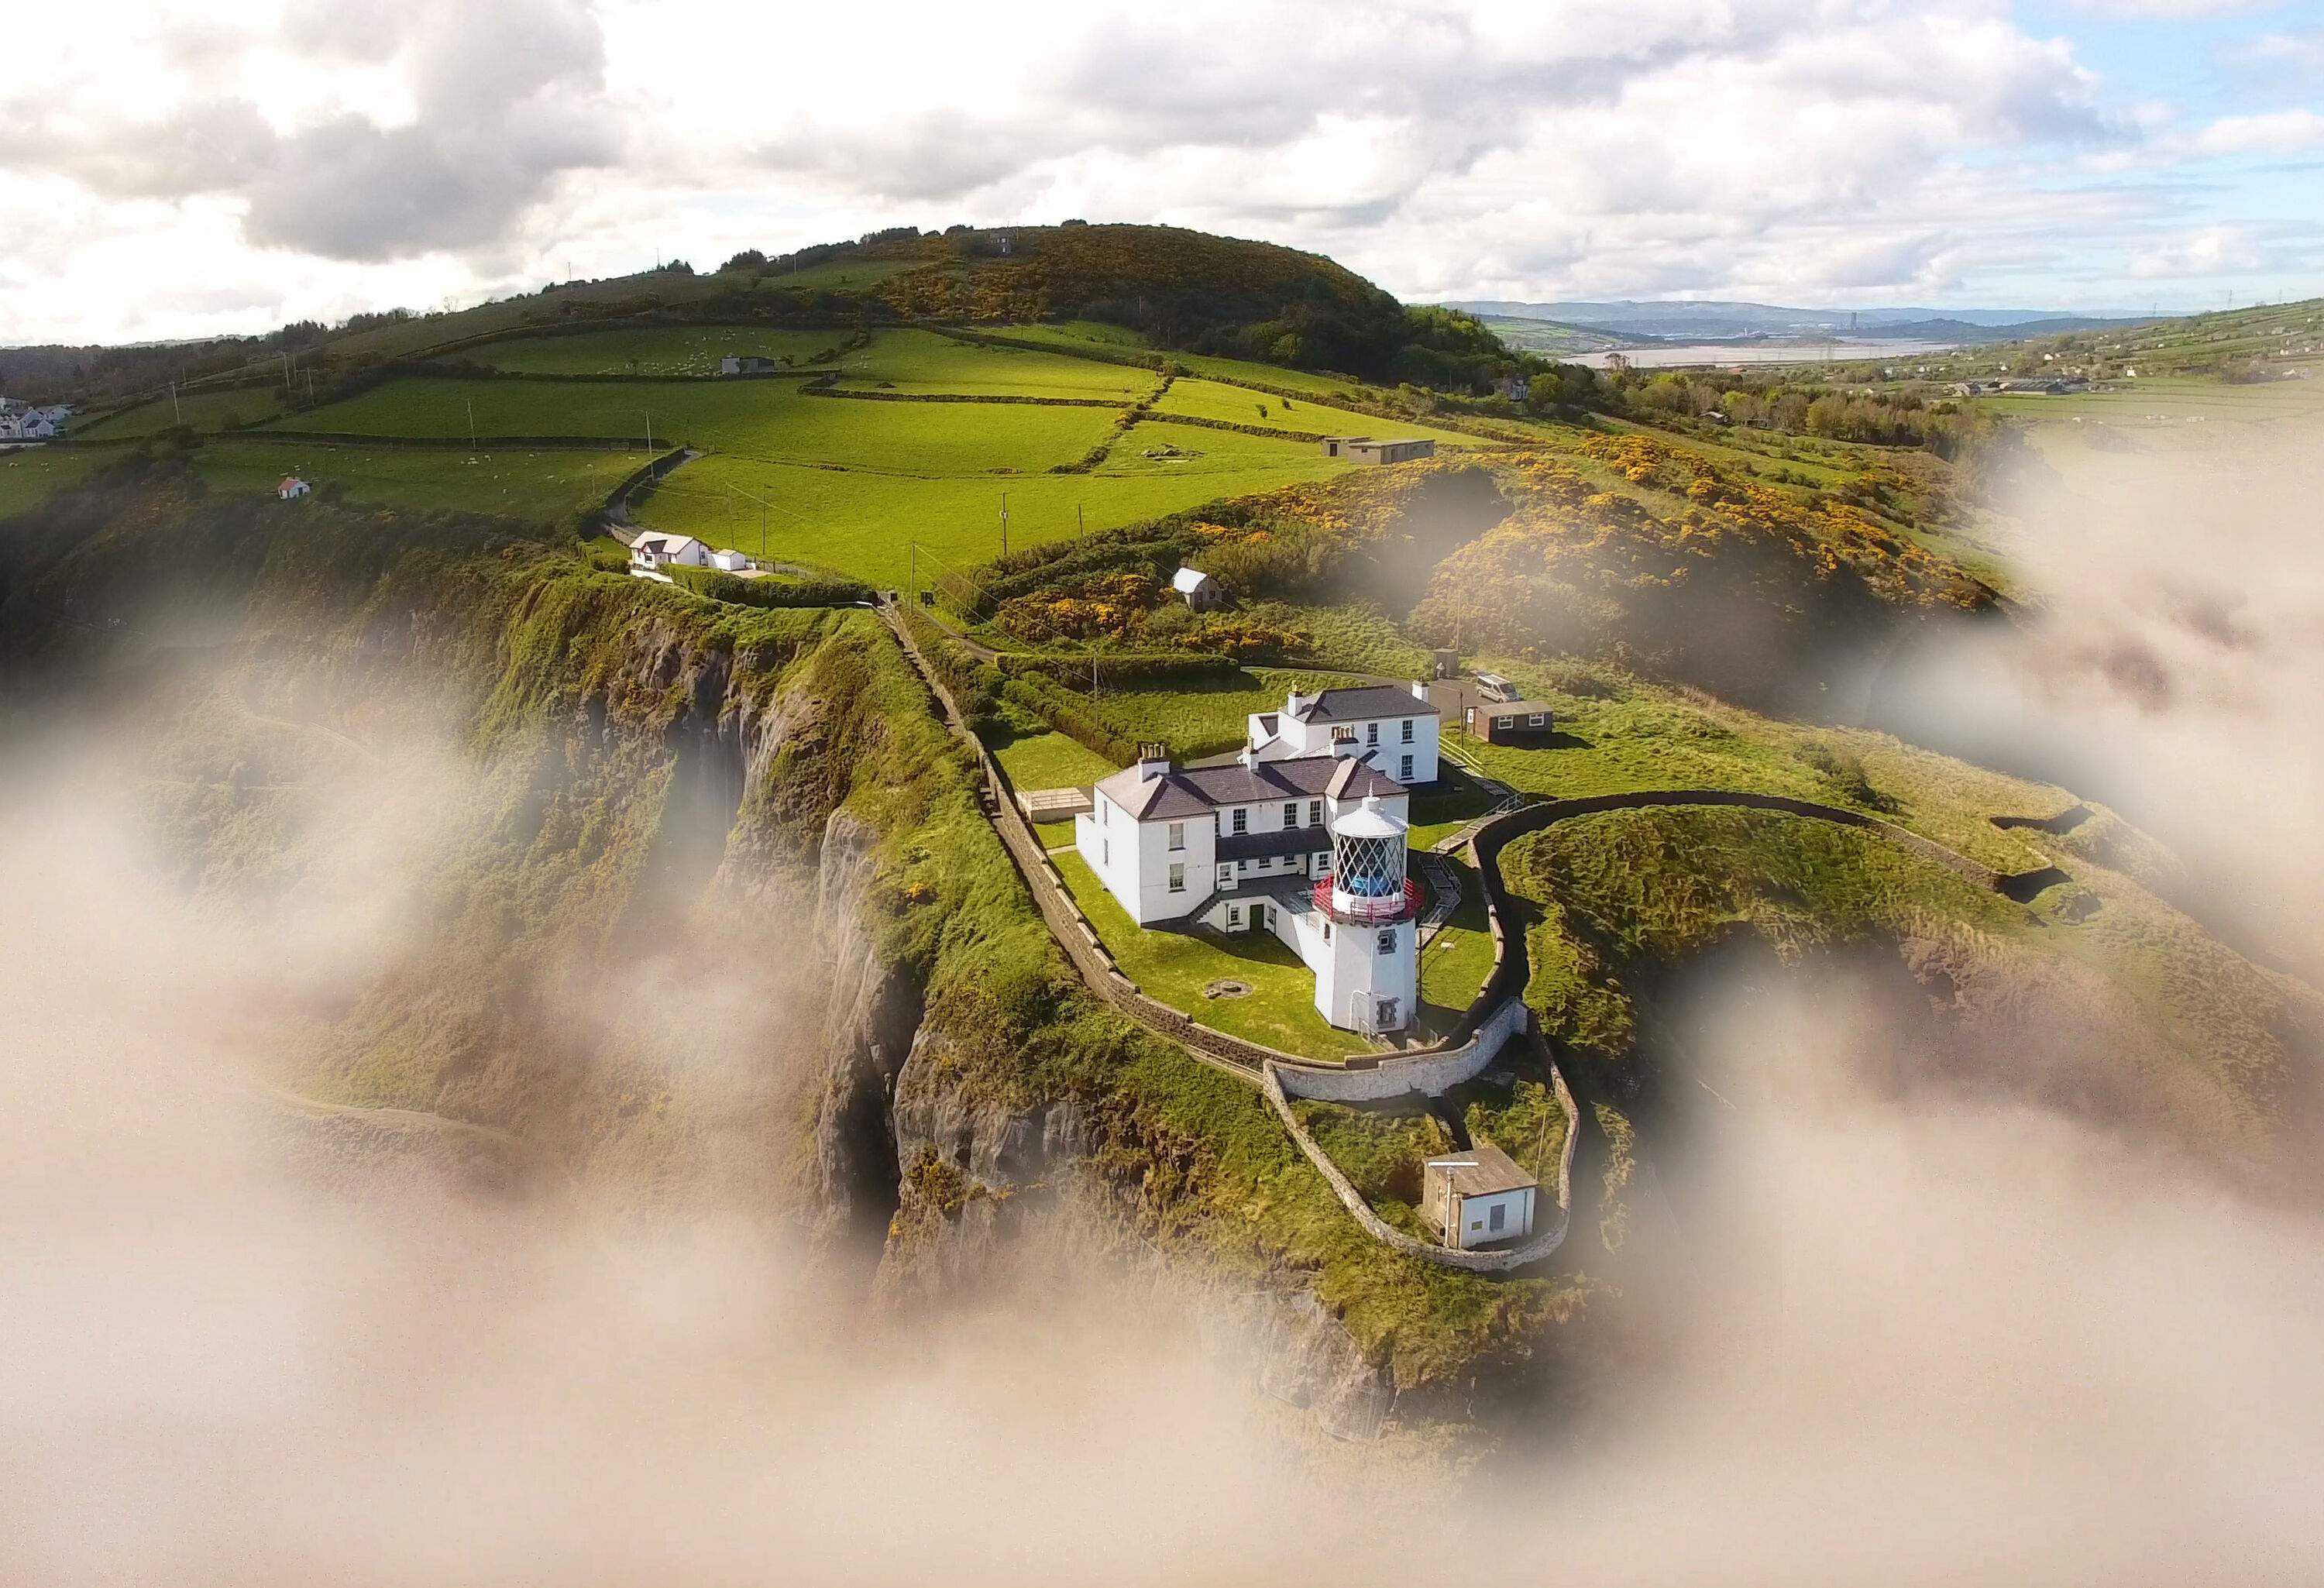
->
277, 475, 311, 500
710, 548, 751, 572
1171, 565, 1224, 610
1420, 1140, 1538, 1250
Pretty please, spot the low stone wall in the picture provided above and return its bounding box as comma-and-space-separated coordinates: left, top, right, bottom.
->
1270, 998, 1528, 1102
1260, 1062, 1571, 1274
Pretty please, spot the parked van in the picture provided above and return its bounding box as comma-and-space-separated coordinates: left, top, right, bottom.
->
1473, 672, 1518, 703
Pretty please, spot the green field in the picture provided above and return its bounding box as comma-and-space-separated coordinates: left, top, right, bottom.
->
464, 327, 855, 376
628, 430, 1358, 589
986, 728, 1120, 792
0, 449, 99, 519
1053, 850, 1357, 1062
75, 387, 284, 439
1082, 666, 1371, 758
1152, 377, 1490, 447
193, 442, 642, 521
991, 320, 1153, 352
1974, 376, 2324, 424
758, 256, 926, 292
830, 329, 1160, 400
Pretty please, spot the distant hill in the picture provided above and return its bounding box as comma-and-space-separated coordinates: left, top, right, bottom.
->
1445, 298, 2168, 343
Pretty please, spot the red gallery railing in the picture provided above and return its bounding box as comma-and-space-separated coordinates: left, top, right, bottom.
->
1313, 875, 1422, 924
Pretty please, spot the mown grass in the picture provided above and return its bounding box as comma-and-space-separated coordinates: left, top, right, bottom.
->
1418, 853, 1495, 1016
466, 327, 855, 376
1084, 665, 1371, 758
193, 441, 641, 522
985, 727, 1119, 791
1051, 849, 1357, 1062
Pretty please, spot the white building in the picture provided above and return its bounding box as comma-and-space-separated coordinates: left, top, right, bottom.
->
1246, 682, 1441, 786
1171, 565, 1224, 610
629, 533, 712, 570
277, 475, 311, 500
1075, 751, 1419, 1034
1420, 1142, 1539, 1249
710, 548, 751, 572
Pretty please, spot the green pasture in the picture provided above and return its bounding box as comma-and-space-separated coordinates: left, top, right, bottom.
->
193, 441, 641, 522
758, 256, 926, 292
271, 376, 1122, 476
985, 728, 1119, 792
993, 320, 1153, 351
1973, 376, 2324, 425
74, 387, 285, 439
1151, 377, 1490, 447
627, 428, 1356, 589
0, 448, 99, 519
1081, 666, 1370, 759
463, 327, 854, 376
830, 329, 1160, 400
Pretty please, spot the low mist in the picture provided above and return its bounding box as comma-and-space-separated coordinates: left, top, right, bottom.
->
11, 426, 2324, 1583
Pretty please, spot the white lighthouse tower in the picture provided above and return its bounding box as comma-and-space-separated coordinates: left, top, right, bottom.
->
1312, 795, 1418, 1034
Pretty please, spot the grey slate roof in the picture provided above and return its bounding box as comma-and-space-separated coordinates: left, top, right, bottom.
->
1477, 699, 1556, 720
1216, 827, 1328, 861
1288, 684, 1443, 724
1428, 1140, 1536, 1198
1093, 754, 1397, 821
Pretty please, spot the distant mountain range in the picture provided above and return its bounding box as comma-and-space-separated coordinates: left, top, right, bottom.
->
1442, 298, 2170, 345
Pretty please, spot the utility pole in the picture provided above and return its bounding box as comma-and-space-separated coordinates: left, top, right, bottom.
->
999, 492, 1009, 557
1078, 503, 1084, 534
281, 350, 292, 398
170, 383, 181, 425
466, 399, 478, 454
760, 500, 767, 560
645, 411, 653, 453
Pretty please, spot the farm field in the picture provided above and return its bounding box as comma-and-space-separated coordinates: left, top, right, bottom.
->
463, 327, 854, 376
1974, 376, 2324, 425
0, 448, 99, 519
1081, 666, 1372, 759
1152, 377, 1492, 447
629, 433, 1359, 589
985, 728, 1120, 793
758, 256, 926, 292
1052, 850, 1357, 1062
74, 386, 284, 439
830, 328, 1160, 400
194, 442, 642, 521
271, 376, 1123, 475
989, 320, 1151, 352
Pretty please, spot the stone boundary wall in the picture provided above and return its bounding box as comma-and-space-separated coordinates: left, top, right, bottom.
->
804, 387, 1126, 410
1269, 999, 1529, 1102
1260, 1061, 1572, 1274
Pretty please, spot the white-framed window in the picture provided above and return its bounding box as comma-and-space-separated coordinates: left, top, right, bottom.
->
1217, 863, 1232, 887
1366, 722, 1379, 745
1167, 821, 1184, 851
1281, 802, 1298, 827
1168, 863, 1185, 892
1377, 929, 1395, 955
1400, 754, 1413, 780
1307, 799, 1322, 826
1237, 858, 1250, 873
1400, 719, 1414, 744
1228, 906, 1243, 930
1232, 808, 1248, 834
1312, 851, 1330, 873
1528, 712, 1546, 727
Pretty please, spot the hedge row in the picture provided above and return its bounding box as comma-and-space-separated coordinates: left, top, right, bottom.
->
700, 572, 875, 607
999, 651, 1242, 689
808, 387, 1123, 409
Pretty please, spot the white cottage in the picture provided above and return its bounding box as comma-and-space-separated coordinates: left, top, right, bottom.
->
1170, 565, 1224, 610
1075, 751, 1418, 1034
277, 475, 311, 500
629, 533, 712, 571
1420, 1141, 1538, 1249
1246, 682, 1441, 786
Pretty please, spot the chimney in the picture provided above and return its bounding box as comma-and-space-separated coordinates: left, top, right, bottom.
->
1285, 689, 1306, 717
1410, 679, 1429, 701
1239, 744, 1257, 771
1136, 742, 1169, 782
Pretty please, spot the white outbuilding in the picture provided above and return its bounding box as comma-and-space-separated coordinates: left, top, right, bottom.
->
710, 548, 751, 572
1171, 565, 1225, 610
1420, 1141, 1539, 1249
277, 475, 311, 500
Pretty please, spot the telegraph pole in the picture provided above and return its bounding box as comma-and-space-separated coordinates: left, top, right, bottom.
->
645, 411, 653, 452
170, 383, 181, 425
466, 399, 478, 454
999, 492, 1009, 556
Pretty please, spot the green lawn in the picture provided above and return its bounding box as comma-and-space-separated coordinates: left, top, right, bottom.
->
270, 375, 1121, 476
1088, 666, 1370, 759
192, 441, 642, 521
1152, 378, 1490, 449
830, 329, 1160, 400
1053, 850, 1359, 1062
0, 449, 99, 519
986, 728, 1119, 791
1418, 854, 1495, 1017
74, 387, 284, 438
465, 327, 854, 376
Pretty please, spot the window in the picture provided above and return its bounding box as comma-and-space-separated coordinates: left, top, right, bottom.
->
1322, 921, 1332, 941
1231, 808, 1248, 834
1307, 799, 1322, 827
1167, 821, 1184, 851
1400, 719, 1414, 744
1216, 863, 1232, 887
1365, 722, 1379, 745
1167, 862, 1184, 892
1102, 840, 1110, 866
1377, 930, 1396, 955
1237, 858, 1250, 874
1528, 712, 1545, 727
1400, 754, 1413, 781
1489, 1203, 1507, 1233
1228, 906, 1243, 930
1282, 803, 1298, 828
1101, 800, 1109, 827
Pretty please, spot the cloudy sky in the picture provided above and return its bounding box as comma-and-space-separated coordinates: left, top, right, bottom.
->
2, 0, 2319, 345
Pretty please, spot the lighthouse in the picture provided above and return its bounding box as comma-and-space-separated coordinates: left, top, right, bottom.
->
1312, 795, 1418, 1034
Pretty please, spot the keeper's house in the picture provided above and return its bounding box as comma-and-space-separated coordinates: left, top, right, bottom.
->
1076, 750, 1420, 1035
1246, 682, 1442, 786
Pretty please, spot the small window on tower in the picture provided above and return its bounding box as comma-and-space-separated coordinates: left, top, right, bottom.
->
1377, 930, 1395, 955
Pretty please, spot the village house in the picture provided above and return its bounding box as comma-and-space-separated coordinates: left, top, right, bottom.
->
1464, 697, 1556, 745
1075, 751, 1419, 1035
277, 476, 311, 500
719, 355, 778, 375
1490, 373, 1530, 403
1420, 1141, 1539, 1249
1318, 436, 1437, 465
1170, 565, 1225, 610
629, 533, 713, 570
1246, 682, 1442, 786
